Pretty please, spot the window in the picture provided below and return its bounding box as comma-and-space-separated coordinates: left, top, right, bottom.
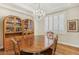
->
45, 14, 65, 34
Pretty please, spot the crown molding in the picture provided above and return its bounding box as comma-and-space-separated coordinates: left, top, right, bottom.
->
46, 4, 79, 15
0, 4, 79, 17
0, 4, 33, 17
12, 3, 34, 12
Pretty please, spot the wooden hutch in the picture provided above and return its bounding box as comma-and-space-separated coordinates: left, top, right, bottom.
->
3, 15, 34, 52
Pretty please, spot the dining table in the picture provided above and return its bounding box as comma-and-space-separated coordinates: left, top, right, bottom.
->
20, 35, 54, 55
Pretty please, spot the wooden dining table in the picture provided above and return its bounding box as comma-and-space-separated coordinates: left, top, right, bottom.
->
20, 35, 54, 55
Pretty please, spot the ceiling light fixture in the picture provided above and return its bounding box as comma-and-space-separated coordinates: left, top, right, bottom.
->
34, 3, 45, 21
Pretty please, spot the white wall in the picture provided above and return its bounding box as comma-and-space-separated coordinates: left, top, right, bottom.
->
58, 6, 79, 47
34, 16, 45, 35
0, 6, 32, 49
45, 6, 79, 48
0, 17, 3, 48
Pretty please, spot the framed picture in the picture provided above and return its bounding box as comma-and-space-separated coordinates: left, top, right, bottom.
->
67, 20, 79, 32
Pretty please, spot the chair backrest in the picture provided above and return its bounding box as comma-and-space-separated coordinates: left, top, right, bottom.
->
47, 31, 58, 54
11, 38, 21, 55
47, 32, 54, 39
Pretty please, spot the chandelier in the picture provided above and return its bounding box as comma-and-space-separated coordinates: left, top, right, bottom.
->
34, 3, 45, 20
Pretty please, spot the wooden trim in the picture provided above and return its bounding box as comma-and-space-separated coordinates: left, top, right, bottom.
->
3, 17, 5, 50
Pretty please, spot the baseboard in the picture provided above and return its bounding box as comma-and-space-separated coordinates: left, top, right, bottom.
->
58, 42, 79, 48
0, 47, 4, 51
0, 46, 3, 50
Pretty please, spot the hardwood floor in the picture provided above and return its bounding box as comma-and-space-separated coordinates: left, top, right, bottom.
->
0, 43, 79, 55
55, 43, 79, 55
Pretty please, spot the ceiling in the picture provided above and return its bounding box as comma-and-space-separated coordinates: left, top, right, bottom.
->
22, 3, 79, 14
23, 3, 68, 13
0, 3, 79, 16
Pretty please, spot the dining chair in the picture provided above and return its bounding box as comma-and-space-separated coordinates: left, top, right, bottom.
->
10, 37, 21, 55
47, 31, 58, 55
10, 36, 34, 55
